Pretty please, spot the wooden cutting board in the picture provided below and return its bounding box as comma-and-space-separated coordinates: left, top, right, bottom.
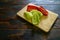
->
17, 4, 58, 32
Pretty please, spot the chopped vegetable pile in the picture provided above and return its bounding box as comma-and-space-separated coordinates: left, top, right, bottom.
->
24, 4, 48, 25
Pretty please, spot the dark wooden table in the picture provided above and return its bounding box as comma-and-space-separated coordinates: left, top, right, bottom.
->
0, 0, 60, 40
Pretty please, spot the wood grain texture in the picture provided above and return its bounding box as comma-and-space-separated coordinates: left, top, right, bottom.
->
0, 0, 60, 40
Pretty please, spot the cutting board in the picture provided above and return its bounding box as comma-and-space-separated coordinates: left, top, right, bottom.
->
17, 4, 58, 32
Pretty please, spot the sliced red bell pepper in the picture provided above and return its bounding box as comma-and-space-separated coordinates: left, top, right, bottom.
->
27, 5, 37, 12
27, 4, 48, 16
37, 6, 48, 16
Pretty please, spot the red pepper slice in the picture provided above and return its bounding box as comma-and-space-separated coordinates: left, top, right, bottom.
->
27, 5, 37, 12
37, 6, 48, 16
27, 4, 48, 16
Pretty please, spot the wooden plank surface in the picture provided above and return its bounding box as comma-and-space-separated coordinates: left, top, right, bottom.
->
0, 0, 60, 40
